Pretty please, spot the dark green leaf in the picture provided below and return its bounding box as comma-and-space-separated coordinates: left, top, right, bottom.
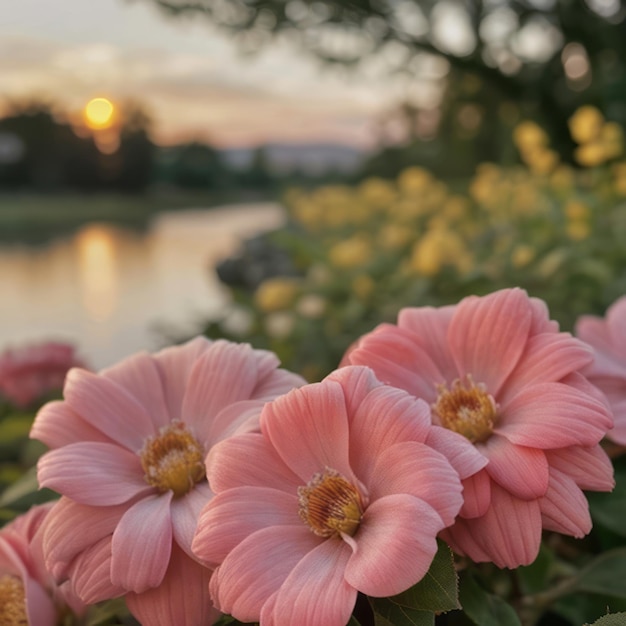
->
588, 465, 626, 538
371, 598, 435, 626
516, 543, 553, 594
574, 548, 626, 599
585, 613, 626, 626
459, 572, 521, 626
387, 540, 459, 612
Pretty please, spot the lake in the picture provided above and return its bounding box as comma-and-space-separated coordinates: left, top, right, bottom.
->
0, 203, 285, 370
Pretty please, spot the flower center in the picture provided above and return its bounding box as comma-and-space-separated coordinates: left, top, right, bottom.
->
298, 468, 363, 538
432, 375, 497, 443
0, 575, 28, 626
140, 421, 206, 497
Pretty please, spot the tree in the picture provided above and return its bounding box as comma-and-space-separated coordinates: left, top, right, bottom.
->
135, 0, 626, 157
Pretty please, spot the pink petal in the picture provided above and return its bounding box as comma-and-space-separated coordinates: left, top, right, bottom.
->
24, 578, 58, 626
397, 304, 458, 380
171, 482, 213, 557
204, 399, 265, 446
126, 543, 217, 626
497, 382, 612, 448
347, 383, 434, 484
153, 337, 212, 419
211, 525, 320, 623
458, 469, 491, 519
206, 433, 301, 495
366, 441, 462, 528
481, 436, 549, 500
343, 325, 444, 403
425, 426, 488, 480
345, 494, 443, 597
498, 333, 594, 404
266, 539, 356, 626
447, 288, 532, 395
64, 368, 156, 451
576, 314, 612, 353
111, 494, 173, 593
251, 364, 306, 399
41, 497, 126, 581
325, 366, 382, 417
261, 381, 354, 483
182, 341, 265, 441
102, 351, 171, 430
67, 536, 126, 604
546, 445, 615, 491
440, 517, 493, 563
540, 468, 591, 537
31, 400, 114, 449
192, 487, 300, 567
447, 483, 542, 569
37, 442, 150, 506
607, 296, 626, 350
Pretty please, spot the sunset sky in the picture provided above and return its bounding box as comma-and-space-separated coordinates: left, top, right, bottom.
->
0, 0, 446, 149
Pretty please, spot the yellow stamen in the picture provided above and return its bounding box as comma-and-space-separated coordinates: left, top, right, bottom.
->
298, 469, 363, 538
140, 421, 206, 497
433, 375, 497, 443
0, 574, 28, 626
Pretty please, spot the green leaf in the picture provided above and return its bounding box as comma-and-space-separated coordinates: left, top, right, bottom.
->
516, 543, 553, 594
459, 572, 521, 626
0, 466, 39, 507
585, 613, 626, 626
588, 464, 626, 538
370, 598, 435, 626
387, 540, 459, 612
574, 548, 626, 599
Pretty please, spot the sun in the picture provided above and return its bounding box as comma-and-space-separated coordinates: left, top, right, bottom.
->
84, 97, 115, 129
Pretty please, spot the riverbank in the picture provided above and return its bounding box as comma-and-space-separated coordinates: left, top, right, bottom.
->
0, 190, 275, 244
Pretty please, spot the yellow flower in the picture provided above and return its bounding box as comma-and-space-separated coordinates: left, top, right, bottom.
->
569, 106, 604, 144
296, 294, 327, 319
397, 166, 433, 195
358, 178, 396, 208
525, 147, 560, 175
254, 278, 300, 312
601, 122, 623, 159
511, 244, 535, 268
550, 165, 575, 190
328, 236, 371, 268
575, 142, 607, 167
379, 223, 413, 250
513, 121, 549, 151
564, 201, 590, 221
408, 228, 472, 277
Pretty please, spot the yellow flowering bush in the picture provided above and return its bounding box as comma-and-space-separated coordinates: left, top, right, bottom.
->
202, 107, 626, 379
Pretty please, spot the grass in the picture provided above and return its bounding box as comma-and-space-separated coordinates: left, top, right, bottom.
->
0, 189, 272, 244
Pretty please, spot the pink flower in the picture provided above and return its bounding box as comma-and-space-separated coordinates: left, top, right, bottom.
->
30, 337, 305, 625
576, 296, 626, 445
0, 503, 85, 625
342, 288, 614, 568
192, 366, 482, 626
0, 341, 86, 409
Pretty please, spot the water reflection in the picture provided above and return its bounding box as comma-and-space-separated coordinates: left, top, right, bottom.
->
76, 225, 119, 322
0, 203, 284, 370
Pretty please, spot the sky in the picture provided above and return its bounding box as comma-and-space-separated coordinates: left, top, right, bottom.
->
0, 0, 444, 149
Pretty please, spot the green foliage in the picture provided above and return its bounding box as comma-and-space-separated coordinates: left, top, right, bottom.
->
458, 573, 521, 626
585, 614, 626, 626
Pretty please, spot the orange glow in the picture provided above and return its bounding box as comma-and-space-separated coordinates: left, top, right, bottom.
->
84, 97, 115, 129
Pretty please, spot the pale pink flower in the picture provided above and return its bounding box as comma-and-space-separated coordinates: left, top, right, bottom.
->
192, 365, 483, 626
576, 296, 626, 445
0, 341, 86, 409
342, 288, 614, 568
0, 503, 85, 625
30, 337, 305, 625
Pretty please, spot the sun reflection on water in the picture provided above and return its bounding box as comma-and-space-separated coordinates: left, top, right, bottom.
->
75, 224, 119, 322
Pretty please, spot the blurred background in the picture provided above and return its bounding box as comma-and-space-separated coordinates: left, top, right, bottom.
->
2, 0, 626, 377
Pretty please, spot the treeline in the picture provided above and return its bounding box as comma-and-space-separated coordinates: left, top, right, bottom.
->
0, 102, 349, 195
